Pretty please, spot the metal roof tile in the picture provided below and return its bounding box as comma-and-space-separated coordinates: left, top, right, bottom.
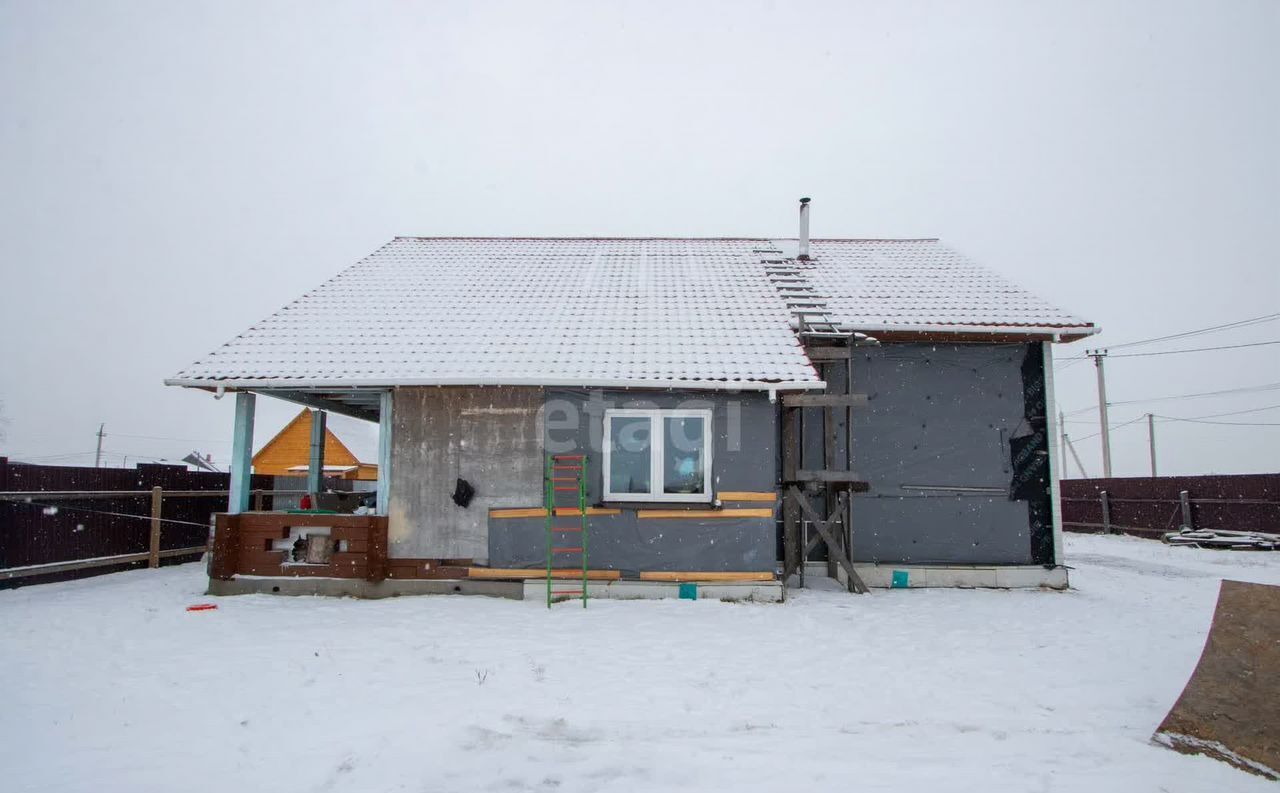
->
168, 237, 1093, 390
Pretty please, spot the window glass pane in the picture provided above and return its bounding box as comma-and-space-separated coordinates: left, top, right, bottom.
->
663, 416, 706, 494
609, 416, 651, 494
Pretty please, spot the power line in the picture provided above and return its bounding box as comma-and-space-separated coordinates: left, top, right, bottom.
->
1067, 382, 1280, 415
1075, 414, 1148, 443
109, 432, 230, 444
7, 450, 184, 465
1107, 312, 1280, 351
1065, 402, 1280, 426
1108, 382, 1280, 407
1154, 415, 1280, 427
1175, 403, 1280, 420
1055, 313, 1280, 365
1106, 339, 1280, 358
1057, 337, 1280, 364
12, 500, 212, 528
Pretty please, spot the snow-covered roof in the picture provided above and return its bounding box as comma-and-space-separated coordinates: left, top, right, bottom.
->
167, 237, 1094, 392
801, 240, 1092, 336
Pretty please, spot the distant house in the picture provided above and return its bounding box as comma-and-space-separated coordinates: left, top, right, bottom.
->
252, 408, 377, 481
167, 201, 1097, 600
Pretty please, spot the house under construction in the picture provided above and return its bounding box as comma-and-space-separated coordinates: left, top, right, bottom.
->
166, 200, 1097, 601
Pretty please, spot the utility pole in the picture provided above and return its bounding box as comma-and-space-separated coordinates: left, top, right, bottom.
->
94, 423, 106, 468
1088, 349, 1112, 478
1147, 413, 1157, 477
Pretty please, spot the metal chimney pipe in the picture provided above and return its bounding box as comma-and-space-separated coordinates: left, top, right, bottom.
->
798, 197, 811, 260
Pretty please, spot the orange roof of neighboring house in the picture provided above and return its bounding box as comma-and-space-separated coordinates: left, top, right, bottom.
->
252, 409, 377, 480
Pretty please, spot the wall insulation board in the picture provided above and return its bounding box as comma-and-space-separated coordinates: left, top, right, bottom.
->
486, 389, 777, 572
834, 342, 1053, 565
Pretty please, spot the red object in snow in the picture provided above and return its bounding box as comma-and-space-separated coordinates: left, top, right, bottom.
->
299, 494, 313, 510
186, 604, 218, 612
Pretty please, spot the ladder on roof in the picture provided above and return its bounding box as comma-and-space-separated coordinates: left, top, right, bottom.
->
762, 259, 850, 338
544, 454, 589, 608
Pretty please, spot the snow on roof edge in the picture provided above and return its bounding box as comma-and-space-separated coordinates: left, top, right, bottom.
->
846, 322, 1100, 337
163, 376, 830, 392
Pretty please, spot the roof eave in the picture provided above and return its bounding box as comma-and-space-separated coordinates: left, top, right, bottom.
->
163, 376, 827, 393
845, 323, 1099, 343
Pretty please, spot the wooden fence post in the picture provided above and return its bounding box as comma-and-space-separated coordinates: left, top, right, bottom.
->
1100, 490, 1111, 534
149, 486, 163, 568
1180, 490, 1193, 530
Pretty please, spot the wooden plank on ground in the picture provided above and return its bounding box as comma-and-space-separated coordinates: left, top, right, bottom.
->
638, 571, 776, 582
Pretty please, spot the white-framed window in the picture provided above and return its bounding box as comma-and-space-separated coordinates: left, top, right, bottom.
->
602, 408, 713, 503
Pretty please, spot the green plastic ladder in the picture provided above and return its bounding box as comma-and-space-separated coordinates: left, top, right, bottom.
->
545, 454, 589, 608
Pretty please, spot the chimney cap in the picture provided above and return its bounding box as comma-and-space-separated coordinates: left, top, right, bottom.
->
799, 196, 811, 204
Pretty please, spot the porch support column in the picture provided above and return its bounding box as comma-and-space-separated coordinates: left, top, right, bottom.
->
228, 391, 256, 514
307, 409, 326, 497
376, 390, 393, 516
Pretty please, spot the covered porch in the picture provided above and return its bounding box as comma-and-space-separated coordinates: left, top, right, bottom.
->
207, 387, 447, 587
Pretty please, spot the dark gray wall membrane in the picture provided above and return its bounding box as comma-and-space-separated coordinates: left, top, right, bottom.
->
486, 388, 779, 572
488, 513, 776, 573
542, 388, 776, 502
844, 343, 1043, 565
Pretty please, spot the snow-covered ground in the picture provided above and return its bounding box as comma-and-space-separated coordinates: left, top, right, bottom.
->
3, 534, 1279, 793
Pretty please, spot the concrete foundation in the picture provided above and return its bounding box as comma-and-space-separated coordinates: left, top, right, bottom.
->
520, 578, 785, 602
207, 576, 523, 599
801, 560, 1069, 590
207, 575, 783, 602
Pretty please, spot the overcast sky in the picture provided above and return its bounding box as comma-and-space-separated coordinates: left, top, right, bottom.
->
1, 0, 1276, 477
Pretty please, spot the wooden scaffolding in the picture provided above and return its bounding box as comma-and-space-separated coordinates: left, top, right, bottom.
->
764, 254, 874, 594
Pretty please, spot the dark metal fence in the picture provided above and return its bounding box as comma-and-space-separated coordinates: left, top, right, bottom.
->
1061, 474, 1280, 539
0, 457, 272, 588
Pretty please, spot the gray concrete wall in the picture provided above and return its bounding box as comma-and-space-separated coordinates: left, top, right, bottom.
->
388, 387, 544, 561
